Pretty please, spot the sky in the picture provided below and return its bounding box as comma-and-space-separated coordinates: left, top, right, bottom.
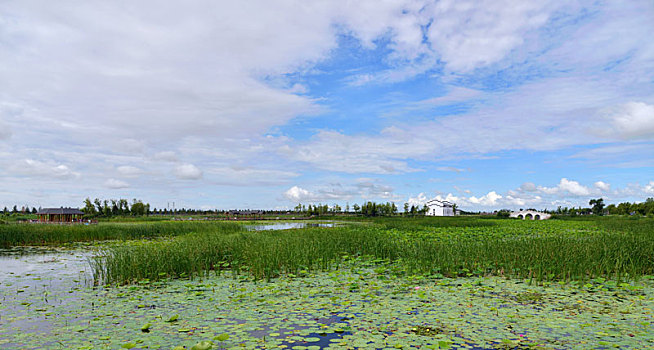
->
1, 0, 653, 212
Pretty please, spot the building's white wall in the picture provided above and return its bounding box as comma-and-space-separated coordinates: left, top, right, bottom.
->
426, 202, 454, 216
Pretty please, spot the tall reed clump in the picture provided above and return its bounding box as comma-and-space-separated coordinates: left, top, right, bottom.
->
93, 218, 654, 285
0, 221, 234, 247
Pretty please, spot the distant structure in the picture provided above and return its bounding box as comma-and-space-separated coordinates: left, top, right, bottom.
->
425, 199, 455, 216
36, 207, 85, 223
509, 210, 551, 220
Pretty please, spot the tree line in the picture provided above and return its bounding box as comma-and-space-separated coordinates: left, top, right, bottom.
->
82, 198, 150, 217
293, 201, 431, 217
548, 197, 654, 216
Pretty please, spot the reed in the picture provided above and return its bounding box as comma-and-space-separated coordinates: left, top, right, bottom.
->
92, 217, 654, 285
0, 221, 242, 247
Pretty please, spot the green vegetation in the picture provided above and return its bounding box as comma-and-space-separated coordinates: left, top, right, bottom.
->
0, 221, 243, 248
3, 216, 654, 349
93, 217, 654, 285
5, 259, 653, 349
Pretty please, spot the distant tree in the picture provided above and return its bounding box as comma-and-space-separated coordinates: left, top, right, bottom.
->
589, 198, 605, 215
645, 198, 654, 215
12, 205, 18, 214
352, 204, 360, 214
130, 200, 146, 216
82, 198, 97, 215
94, 198, 103, 214
31, 207, 37, 214
421, 204, 429, 215
403, 203, 409, 216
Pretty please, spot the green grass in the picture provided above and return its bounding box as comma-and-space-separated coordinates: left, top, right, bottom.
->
0, 221, 243, 248
92, 217, 654, 285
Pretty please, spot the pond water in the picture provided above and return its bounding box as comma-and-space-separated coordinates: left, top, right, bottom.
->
246, 222, 335, 231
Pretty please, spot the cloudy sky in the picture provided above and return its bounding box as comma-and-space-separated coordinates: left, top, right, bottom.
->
1, 0, 653, 211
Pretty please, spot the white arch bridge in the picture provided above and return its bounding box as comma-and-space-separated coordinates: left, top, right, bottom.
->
509, 210, 551, 220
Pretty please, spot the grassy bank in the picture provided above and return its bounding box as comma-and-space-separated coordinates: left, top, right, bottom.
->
93, 217, 654, 285
0, 221, 245, 248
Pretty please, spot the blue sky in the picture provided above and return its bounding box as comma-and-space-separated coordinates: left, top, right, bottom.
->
0, 0, 653, 211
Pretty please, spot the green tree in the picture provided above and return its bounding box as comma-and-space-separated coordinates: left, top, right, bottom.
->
589, 198, 605, 215
130, 200, 146, 216
82, 198, 97, 215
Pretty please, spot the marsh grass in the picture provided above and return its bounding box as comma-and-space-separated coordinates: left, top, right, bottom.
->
0, 221, 238, 248
93, 217, 654, 285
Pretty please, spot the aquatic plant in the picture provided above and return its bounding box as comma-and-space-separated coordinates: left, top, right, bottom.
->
0, 221, 244, 247
93, 218, 654, 284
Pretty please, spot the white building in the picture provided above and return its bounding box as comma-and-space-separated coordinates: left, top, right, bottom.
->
425, 199, 455, 216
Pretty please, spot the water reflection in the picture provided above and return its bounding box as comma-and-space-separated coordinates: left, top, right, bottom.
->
247, 222, 335, 231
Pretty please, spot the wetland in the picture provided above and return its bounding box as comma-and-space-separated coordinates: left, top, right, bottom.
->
1, 217, 653, 349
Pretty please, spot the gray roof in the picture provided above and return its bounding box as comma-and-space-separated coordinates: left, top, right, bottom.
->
426, 199, 454, 207
36, 207, 84, 215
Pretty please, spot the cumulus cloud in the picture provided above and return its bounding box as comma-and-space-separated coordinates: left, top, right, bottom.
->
536, 178, 590, 196
594, 181, 611, 192
644, 181, 654, 195
104, 178, 129, 189
407, 193, 429, 208
468, 191, 503, 206
9, 159, 80, 179
174, 164, 203, 180
603, 102, 654, 140
520, 182, 537, 192
283, 179, 398, 204
284, 186, 315, 202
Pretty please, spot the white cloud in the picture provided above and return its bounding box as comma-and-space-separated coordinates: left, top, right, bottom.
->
280, 129, 428, 174
207, 166, 297, 186
284, 186, 316, 202
604, 102, 654, 140
153, 151, 178, 162
9, 159, 80, 179
468, 191, 503, 206
436, 166, 465, 173
594, 181, 611, 192
104, 178, 129, 189
355, 179, 397, 199
537, 178, 591, 196
520, 182, 537, 192
116, 165, 143, 177
644, 181, 654, 195
174, 164, 203, 180
407, 192, 429, 208
425, 0, 553, 73
556, 178, 591, 196
0, 122, 10, 140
